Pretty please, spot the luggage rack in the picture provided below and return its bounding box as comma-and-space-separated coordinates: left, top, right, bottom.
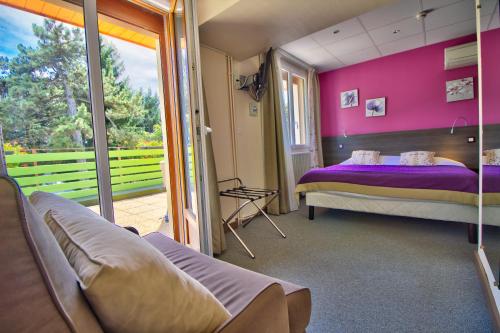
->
218, 178, 286, 258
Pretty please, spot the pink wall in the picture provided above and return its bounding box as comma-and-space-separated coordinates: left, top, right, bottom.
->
482, 28, 500, 125
319, 35, 480, 137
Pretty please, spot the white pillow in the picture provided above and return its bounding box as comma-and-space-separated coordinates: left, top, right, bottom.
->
484, 149, 500, 165
351, 150, 380, 165
341, 155, 465, 167
31, 192, 230, 333
400, 151, 436, 166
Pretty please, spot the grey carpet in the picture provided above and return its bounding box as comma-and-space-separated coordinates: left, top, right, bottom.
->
218, 203, 498, 333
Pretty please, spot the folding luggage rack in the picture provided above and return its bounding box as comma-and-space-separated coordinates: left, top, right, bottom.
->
218, 178, 286, 258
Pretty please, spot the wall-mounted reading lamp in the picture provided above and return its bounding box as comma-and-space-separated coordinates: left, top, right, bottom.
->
450, 117, 468, 134
343, 129, 348, 138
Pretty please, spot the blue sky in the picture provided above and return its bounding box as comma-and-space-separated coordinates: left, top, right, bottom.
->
0, 5, 159, 93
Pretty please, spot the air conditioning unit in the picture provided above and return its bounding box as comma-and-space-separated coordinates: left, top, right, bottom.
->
444, 41, 478, 70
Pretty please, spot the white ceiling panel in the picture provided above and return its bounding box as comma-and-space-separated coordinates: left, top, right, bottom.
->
295, 47, 335, 65
481, 0, 499, 16
317, 63, 343, 73
422, 0, 462, 10
426, 18, 476, 44
369, 17, 424, 44
490, 10, 500, 30
281, 36, 321, 55
378, 33, 425, 55
314, 57, 345, 70
277, 0, 484, 72
336, 46, 381, 66
324, 33, 374, 56
424, 0, 475, 31
358, 0, 421, 30
310, 18, 365, 45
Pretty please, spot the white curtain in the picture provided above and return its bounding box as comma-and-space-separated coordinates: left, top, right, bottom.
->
307, 69, 323, 168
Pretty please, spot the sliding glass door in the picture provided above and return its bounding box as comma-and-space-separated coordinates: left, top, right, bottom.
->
0, 0, 101, 213
0, 0, 211, 250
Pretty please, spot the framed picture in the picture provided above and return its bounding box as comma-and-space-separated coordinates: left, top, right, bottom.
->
340, 89, 358, 108
446, 77, 474, 102
366, 97, 386, 117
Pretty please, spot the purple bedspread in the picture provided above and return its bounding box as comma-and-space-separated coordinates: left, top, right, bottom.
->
298, 165, 478, 193
484, 165, 500, 193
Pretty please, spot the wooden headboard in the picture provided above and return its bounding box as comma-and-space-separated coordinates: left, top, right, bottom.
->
321, 125, 496, 170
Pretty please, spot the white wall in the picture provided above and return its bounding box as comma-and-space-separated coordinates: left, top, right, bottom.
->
200, 46, 265, 220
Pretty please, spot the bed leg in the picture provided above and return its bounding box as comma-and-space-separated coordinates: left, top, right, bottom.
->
468, 223, 478, 244
308, 206, 315, 220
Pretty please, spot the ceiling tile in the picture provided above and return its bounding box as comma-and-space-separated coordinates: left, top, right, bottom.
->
378, 33, 425, 56
480, 0, 499, 16
369, 17, 424, 45
424, 0, 475, 31
335, 46, 381, 66
324, 33, 374, 56
489, 10, 500, 30
310, 18, 365, 46
293, 47, 334, 65
358, 0, 421, 30
315, 57, 345, 72
317, 62, 344, 73
281, 36, 321, 55
422, 0, 462, 10
426, 18, 476, 45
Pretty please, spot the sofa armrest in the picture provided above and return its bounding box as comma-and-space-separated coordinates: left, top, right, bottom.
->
215, 283, 289, 333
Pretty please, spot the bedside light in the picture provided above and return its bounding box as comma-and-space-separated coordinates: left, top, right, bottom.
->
450, 117, 468, 134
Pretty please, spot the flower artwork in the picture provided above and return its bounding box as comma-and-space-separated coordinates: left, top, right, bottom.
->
365, 97, 386, 117
446, 77, 474, 102
340, 89, 358, 108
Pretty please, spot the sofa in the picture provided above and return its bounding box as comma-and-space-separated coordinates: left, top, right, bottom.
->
0, 175, 311, 333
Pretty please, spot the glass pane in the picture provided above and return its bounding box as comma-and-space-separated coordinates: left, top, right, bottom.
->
480, 3, 500, 283
175, 8, 198, 216
292, 75, 306, 145
281, 70, 292, 143
0, 1, 100, 213
96, 10, 172, 236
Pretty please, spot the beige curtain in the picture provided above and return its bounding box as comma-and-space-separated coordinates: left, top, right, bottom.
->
202, 84, 226, 254
263, 50, 297, 215
307, 69, 324, 168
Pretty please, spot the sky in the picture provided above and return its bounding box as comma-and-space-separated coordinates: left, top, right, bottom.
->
0, 5, 159, 93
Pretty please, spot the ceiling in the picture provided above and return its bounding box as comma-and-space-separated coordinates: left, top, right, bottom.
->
281, 0, 500, 73
198, 0, 397, 60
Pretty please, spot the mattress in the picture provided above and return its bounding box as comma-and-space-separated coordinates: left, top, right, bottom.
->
306, 191, 479, 224
483, 165, 500, 205
296, 164, 478, 205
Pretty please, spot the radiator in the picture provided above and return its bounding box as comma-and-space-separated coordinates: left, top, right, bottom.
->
292, 152, 311, 184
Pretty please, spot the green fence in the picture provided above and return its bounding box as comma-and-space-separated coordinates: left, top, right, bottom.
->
6, 148, 165, 203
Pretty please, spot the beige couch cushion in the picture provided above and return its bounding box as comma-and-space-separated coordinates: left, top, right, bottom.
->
31, 191, 230, 333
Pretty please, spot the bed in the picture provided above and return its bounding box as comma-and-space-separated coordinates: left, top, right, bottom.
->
296, 156, 481, 242
483, 165, 500, 226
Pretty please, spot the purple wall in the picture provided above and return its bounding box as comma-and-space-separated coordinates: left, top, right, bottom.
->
319, 34, 485, 137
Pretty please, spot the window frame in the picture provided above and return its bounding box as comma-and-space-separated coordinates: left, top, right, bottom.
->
280, 59, 309, 151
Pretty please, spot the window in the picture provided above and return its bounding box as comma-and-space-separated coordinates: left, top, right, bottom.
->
280, 62, 308, 148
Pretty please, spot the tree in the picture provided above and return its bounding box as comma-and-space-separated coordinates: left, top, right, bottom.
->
0, 18, 161, 150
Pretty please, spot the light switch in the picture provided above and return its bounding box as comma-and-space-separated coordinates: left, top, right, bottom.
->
249, 102, 258, 117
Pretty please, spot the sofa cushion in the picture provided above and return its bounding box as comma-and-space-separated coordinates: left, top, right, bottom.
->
0, 176, 103, 333
30, 191, 230, 333
145, 232, 311, 333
